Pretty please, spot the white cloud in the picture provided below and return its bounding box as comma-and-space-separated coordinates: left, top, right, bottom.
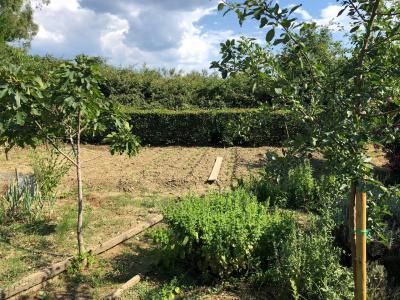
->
315, 4, 351, 31
30, 0, 229, 71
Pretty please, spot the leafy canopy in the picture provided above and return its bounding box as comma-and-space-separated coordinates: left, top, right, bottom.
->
0, 0, 49, 46
0, 55, 139, 158
214, 0, 400, 185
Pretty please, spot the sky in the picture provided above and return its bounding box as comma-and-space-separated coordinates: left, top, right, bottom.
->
29, 0, 351, 72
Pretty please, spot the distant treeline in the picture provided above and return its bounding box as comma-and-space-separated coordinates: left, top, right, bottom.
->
0, 44, 271, 110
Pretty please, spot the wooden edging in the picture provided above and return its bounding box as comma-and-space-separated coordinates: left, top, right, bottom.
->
105, 274, 143, 299
207, 156, 223, 183
0, 214, 163, 300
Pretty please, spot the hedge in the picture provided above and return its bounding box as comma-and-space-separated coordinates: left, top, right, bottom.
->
123, 108, 304, 146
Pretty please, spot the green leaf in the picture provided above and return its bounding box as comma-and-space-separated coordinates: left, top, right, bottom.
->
337, 7, 346, 17
15, 91, 21, 108
217, 3, 225, 11
274, 88, 283, 95
0, 88, 8, 99
266, 28, 275, 42
350, 25, 360, 33
289, 4, 301, 14
34, 77, 45, 89
15, 112, 25, 125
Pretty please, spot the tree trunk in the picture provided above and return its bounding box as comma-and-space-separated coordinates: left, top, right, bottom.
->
76, 110, 85, 255
5, 148, 9, 161
348, 182, 357, 295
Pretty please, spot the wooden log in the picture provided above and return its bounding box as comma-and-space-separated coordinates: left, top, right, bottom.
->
207, 157, 223, 183
0, 214, 163, 299
0, 259, 71, 300
90, 214, 163, 255
105, 274, 142, 299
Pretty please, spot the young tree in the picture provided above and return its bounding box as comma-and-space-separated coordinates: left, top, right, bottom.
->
0, 55, 139, 255
214, 0, 400, 297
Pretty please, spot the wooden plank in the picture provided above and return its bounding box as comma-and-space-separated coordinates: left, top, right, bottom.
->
0, 259, 71, 300
207, 157, 223, 183
105, 274, 142, 299
90, 214, 163, 255
0, 214, 163, 299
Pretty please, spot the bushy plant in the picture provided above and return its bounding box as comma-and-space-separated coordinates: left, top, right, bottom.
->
29, 149, 70, 205
256, 214, 353, 300
152, 189, 269, 278
244, 151, 347, 214
0, 150, 69, 224
0, 177, 41, 223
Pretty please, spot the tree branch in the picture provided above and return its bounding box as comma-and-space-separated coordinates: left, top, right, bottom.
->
33, 120, 78, 167
356, 0, 381, 86
349, 0, 367, 22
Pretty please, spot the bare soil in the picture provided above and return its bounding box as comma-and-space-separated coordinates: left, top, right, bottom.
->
0, 145, 279, 197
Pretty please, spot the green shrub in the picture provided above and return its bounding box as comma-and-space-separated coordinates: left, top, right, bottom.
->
256, 215, 354, 299
100, 66, 265, 109
0, 150, 69, 224
29, 149, 70, 205
244, 151, 342, 211
152, 189, 269, 278
151, 189, 353, 298
115, 108, 300, 146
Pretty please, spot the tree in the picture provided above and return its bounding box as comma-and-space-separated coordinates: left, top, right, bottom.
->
0, 55, 139, 255
214, 0, 400, 297
0, 0, 49, 46
215, 0, 400, 177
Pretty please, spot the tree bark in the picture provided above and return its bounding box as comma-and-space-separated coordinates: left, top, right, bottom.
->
348, 182, 357, 296
76, 110, 85, 255
5, 148, 9, 161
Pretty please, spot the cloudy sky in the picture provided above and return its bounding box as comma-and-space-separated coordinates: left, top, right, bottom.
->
30, 0, 350, 71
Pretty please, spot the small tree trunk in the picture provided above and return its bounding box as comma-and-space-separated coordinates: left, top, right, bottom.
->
76, 110, 85, 255
5, 149, 10, 161
348, 183, 357, 294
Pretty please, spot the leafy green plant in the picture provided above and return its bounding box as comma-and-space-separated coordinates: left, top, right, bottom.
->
244, 151, 330, 211
67, 252, 96, 275
152, 189, 269, 279
1, 177, 42, 223
151, 277, 182, 300
29, 149, 70, 206
256, 214, 353, 300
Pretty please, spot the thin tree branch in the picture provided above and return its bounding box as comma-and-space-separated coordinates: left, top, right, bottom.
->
33, 120, 78, 167
356, 0, 381, 86
349, 0, 367, 22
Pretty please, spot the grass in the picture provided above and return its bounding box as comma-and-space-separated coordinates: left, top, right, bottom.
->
0, 191, 161, 288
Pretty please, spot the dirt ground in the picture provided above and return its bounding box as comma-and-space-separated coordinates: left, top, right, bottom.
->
0, 145, 281, 197
0, 145, 390, 298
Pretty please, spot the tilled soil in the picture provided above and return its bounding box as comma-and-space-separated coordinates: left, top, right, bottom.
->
0, 145, 278, 197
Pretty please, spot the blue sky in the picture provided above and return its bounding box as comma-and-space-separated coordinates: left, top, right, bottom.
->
30, 0, 350, 71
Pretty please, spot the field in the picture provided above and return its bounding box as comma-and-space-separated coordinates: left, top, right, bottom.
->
0, 145, 278, 298
0, 145, 392, 299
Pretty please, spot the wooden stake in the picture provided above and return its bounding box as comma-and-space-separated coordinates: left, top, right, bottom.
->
355, 190, 367, 300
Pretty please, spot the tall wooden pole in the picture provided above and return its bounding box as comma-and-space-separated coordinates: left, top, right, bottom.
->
355, 190, 367, 300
